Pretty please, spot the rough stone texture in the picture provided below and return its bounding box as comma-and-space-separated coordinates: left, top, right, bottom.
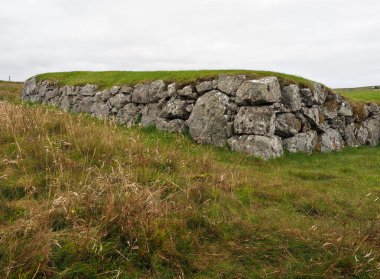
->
228, 135, 284, 160
283, 131, 317, 154
22, 75, 380, 160
187, 90, 229, 146
363, 117, 380, 146
178, 85, 197, 99
196, 80, 216, 94
156, 118, 186, 133
275, 113, 302, 137
132, 83, 151, 104
217, 75, 246, 96
339, 100, 353, 117
234, 106, 275, 136
320, 128, 344, 152
161, 98, 190, 120
116, 104, 140, 126
281, 84, 302, 111
236, 77, 281, 105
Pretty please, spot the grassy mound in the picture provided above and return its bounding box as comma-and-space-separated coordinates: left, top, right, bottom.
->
36, 70, 314, 89
1, 82, 380, 277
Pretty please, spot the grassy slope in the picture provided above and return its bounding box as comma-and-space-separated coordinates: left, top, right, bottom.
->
0, 82, 380, 278
36, 70, 313, 89
337, 86, 380, 104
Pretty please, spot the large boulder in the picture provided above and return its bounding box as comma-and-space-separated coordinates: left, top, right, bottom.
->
132, 83, 151, 104
187, 90, 229, 146
234, 106, 275, 136
149, 80, 167, 102
235, 77, 281, 105
283, 131, 317, 154
281, 84, 302, 111
320, 128, 344, 152
217, 75, 246, 96
275, 113, 302, 137
228, 135, 284, 160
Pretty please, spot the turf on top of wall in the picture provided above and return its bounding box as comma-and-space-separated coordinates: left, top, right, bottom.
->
35, 70, 314, 89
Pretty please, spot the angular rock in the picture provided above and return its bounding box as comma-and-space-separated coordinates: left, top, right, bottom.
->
76, 97, 94, 113
116, 103, 141, 126
323, 100, 339, 119
60, 96, 71, 112
228, 135, 284, 160
300, 88, 314, 107
311, 83, 328, 105
320, 128, 344, 152
140, 102, 166, 127
196, 80, 215, 94
91, 102, 110, 119
363, 117, 380, 146
22, 77, 38, 98
356, 125, 369, 145
149, 80, 166, 102
275, 113, 302, 137
328, 116, 345, 135
178, 85, 197, 99
132, 83, 151, 104
156, 118, 186, 133
120, 85, 133, 94
161, 98, 190, 120
343, 124, 358, 147
234, 106, 275, 136
283, 131, 317, 154
338, 100, 353, 117
167, 83, 177, 97
365, 103, 380, 116
281, 84, 302, 111
187, 90, 229, 146
79, 84, 97, 97
217, 75, 246, 96
109, 93, 131, 108
236, 77, 281, 105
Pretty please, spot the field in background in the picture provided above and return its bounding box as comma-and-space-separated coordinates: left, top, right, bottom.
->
0, 81, 379, 278
337, 86, 380, 104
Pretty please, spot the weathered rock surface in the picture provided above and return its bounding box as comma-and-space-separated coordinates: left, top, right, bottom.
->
283, 131, 317, 154
217, 75, 246, 96
234, 106, 275, 136
228, 135, 284, 160
320, 128, 344, 152
281, 84, 302, 111
187, 90, 229, 146
161, 98, 190, 120
275, 113, 302, 137
236, 77, 281, 105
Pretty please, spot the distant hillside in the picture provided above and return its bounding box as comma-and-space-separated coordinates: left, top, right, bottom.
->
336, 86, 380, 104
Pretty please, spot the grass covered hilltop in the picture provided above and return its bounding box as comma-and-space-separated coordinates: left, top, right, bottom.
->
0, 72, 380, 278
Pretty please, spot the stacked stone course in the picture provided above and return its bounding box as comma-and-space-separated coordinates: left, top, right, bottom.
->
22, 75, 380, 159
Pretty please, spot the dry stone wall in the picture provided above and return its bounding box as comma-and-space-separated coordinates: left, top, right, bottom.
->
22, 75, 380, 159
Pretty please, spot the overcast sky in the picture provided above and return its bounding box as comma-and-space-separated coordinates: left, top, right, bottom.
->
1, 0, 380, 87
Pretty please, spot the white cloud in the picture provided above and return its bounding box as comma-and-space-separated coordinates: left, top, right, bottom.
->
0, 0, 379, 87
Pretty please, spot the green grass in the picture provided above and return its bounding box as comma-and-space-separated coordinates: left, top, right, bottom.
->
1, 81, 380, 277
337, 86, 380, 104
36, 70, 314, 89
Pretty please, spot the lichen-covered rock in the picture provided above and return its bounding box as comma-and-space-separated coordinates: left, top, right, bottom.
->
156, 118, 186, 133
79, 84, 97, 97
228, 135, 283, 160
323, 100, 339, 119
149, 80, 166, 102
187, 90, 229, 146
109, 93, 131, 108
140, 102, 166, 127
161, 98, 190, 120
281, 84, 302, 111
328, 116, 345, 135
365, 103, 380, 116
178, 85, 197, 99
196, 80, 216, 94
236, 77, 281, 105
167, 83, 177, 97
116, 103, 140, 126
320, 128, 344, 152
363, 117, 380, 146
275, 113, 302, 137
338, 100, 353, 117
132, 83, 151, 104
91, 102, 110, 119
22, 77, 38, 98
343, 124, 358, 147
311, 83, 328, 105
356, 125, 369, 145
234, 106, 275, 136
75, 97, 94, 113
283, 131, 317, 154
217, 75, 246, 96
